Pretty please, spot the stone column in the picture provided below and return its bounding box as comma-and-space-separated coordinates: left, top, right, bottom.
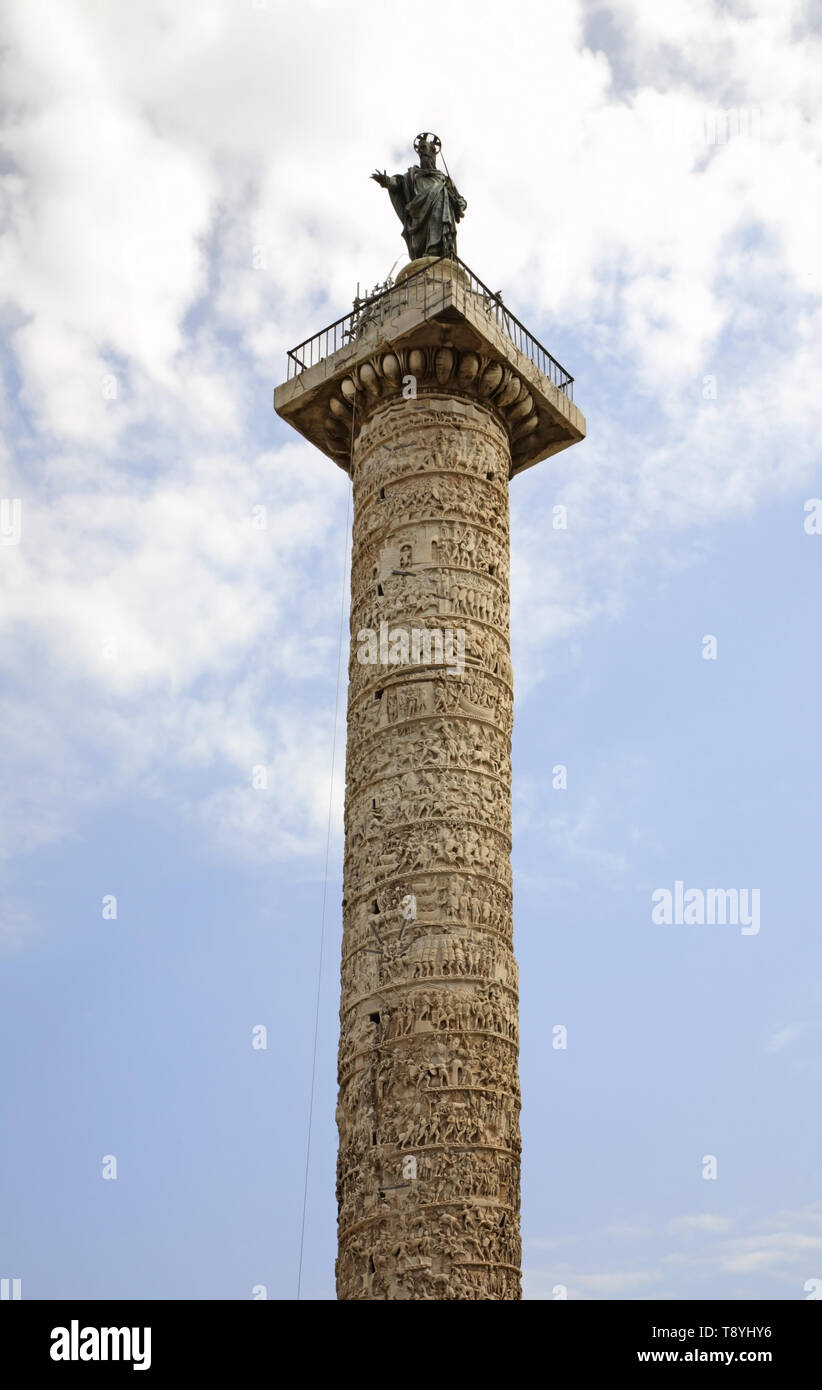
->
274, 258, 585, 1301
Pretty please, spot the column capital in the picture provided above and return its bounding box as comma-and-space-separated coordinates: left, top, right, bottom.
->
274, 258, 585, 479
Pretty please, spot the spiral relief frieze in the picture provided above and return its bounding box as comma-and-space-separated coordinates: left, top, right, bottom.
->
336, 389, 522, 1300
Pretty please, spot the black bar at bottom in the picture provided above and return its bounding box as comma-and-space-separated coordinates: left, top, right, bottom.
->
0, 1298, 818, 1375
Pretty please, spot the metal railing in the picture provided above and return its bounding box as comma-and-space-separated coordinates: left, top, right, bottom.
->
285, 256, 574, 400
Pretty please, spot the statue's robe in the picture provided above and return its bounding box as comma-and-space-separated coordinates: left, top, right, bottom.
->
387, 167, 467, 260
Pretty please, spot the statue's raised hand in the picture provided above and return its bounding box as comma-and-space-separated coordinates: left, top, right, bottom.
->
371, 169, 389, 188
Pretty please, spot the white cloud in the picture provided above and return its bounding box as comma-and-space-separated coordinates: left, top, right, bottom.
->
525, 1263, 663, 1299
0, 434, 349, 865
766, 1021, 822, 1054
527, 1203, 822, 1298
667, 1214, 731, 1236
1, 0, 821, 879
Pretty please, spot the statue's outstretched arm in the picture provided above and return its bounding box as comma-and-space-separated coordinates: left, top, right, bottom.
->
372, 170, 403, 195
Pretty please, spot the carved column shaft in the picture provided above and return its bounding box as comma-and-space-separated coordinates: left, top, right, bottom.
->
274, 255, 586, 1302
336, 375, 521, 1301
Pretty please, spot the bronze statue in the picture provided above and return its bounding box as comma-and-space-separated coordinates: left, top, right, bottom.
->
372, 133, 466, 261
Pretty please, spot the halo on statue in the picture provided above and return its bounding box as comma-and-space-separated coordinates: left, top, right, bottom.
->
414, 131, 441, 155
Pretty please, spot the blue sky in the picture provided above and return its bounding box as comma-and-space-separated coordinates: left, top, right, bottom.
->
1, 0, 821, 1300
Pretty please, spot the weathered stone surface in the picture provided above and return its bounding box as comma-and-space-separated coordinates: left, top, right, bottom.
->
336, 398, 519, 1300
273, 258, 586, 479
274, 260, 585, 1300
